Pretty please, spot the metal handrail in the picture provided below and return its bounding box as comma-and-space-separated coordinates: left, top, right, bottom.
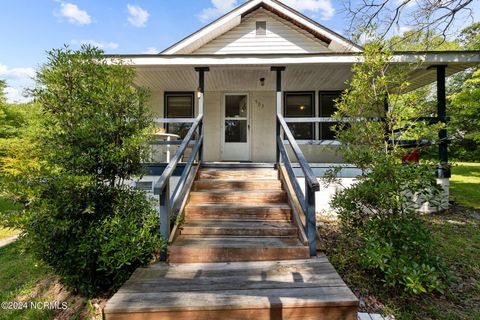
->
153, 114, 203, 195
277, 114, 320, 191
153, 114, 204, 260
276, 113, 319, 257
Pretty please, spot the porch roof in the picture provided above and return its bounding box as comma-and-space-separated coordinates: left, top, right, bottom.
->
108, 51, 480, 91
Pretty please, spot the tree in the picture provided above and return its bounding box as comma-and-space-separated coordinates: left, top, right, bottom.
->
450, 68, 480, 146
343, 0, 476, 40
328, 40, 445, 294
0, 80, 6, 105
1, 45, 163, 296
32, 45, 152, 186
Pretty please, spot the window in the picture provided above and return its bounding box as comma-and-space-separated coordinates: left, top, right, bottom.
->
319, 91, 341, 140
284, 92, 315, 140
164, 92, 194, 139
256, 21, 267, 36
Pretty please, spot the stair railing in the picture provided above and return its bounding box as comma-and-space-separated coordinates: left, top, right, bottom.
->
276, 113, 320, 256
153, 114, 204, 259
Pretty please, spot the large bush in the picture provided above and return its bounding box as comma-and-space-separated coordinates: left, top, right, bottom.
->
1, 46, 163, 295
27, 178, 161, 294
330, 160, 445, 294
328, 40, 446, 294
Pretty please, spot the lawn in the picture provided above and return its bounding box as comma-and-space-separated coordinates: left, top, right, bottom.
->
0, 197, 20, 241
0, 241, 104, 320
450, 162, 480, 209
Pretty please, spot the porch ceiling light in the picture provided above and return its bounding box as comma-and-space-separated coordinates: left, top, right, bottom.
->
260, 77, 265, 86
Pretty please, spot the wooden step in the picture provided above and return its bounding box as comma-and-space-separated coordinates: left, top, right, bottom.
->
104, 256, 359, 320
168, 236, 310, 263
180, 221, 298, 237
189, 190, 287, 204
185, 203, 291, 221
198, 168, 278, 180
193, 179, 282, 191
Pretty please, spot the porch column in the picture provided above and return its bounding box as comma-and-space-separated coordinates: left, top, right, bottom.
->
271, 66, 286, 163
195, 67, 209, 161
431, 65, 450, 178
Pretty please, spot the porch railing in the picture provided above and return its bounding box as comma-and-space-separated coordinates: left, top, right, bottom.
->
276, 113, 320, 257
153, 114, 204, 260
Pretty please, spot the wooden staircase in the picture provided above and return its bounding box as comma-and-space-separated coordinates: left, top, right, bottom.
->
168, 167, 310, 263
104, 165, 359, 320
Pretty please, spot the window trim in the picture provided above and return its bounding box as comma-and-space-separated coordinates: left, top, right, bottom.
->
283, 91, 316, 141
164, 92, 195, 133
164, 91, 195, 118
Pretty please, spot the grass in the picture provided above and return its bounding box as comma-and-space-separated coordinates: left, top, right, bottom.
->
0, 240, 104, 320
0, 197, 21, 241
450, 162, 480, 209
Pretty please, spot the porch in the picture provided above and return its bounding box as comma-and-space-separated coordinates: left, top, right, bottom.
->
122, 52, 480, 220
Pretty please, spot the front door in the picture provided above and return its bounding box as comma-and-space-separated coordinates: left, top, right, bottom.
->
222, 93, 250, 161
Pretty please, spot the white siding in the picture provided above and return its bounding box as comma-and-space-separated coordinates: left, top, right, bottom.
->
193, 8, 331, 54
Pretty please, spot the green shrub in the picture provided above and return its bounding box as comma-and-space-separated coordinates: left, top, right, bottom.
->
26, 177, 163, 295
328, 40, 446, 295
330, 160, 445, 294
360, 216, 444, 294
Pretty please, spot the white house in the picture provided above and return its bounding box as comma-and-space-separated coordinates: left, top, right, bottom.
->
108, 0, 479, 249
104, 1, 479, 318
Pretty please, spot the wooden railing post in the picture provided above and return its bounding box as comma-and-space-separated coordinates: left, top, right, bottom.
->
159, 182, 170, 261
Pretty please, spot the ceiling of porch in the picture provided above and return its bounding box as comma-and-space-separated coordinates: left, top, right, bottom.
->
133, 65, 353, 92
133, 62, 476, 93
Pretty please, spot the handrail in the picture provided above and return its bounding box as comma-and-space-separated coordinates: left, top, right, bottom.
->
276, 113, 319, 257
154, 114, 203, 195
277, 114, 319, 191
153, 118, 197, 123
283, 116, 449, 124
152, 113, 204, 261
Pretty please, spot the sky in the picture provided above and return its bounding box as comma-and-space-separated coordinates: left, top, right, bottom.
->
0, 0, 478, 103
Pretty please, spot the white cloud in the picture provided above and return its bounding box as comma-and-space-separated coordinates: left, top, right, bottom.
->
4, 86, 32, 104
282, 0, 335, 20
142, 47, 159, 54
0, 64, 35, 80
71, 40, 119, 50
198, 0, 238, 23
397, 25, 412, 35
127, 4, 149, 27
58, 2, 92, 25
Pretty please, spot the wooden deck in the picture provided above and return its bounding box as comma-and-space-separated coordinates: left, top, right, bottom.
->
104, 255, 358, 320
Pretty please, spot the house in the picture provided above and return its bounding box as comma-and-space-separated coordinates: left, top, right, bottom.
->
104, 1, 480, 319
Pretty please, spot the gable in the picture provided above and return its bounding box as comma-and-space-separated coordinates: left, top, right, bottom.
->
193, 8, 331, 54
162, 0, 362, 55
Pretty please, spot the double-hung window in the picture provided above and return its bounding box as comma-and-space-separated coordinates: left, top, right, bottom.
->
164, 92, 194, 139
284, 92, 315, 140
